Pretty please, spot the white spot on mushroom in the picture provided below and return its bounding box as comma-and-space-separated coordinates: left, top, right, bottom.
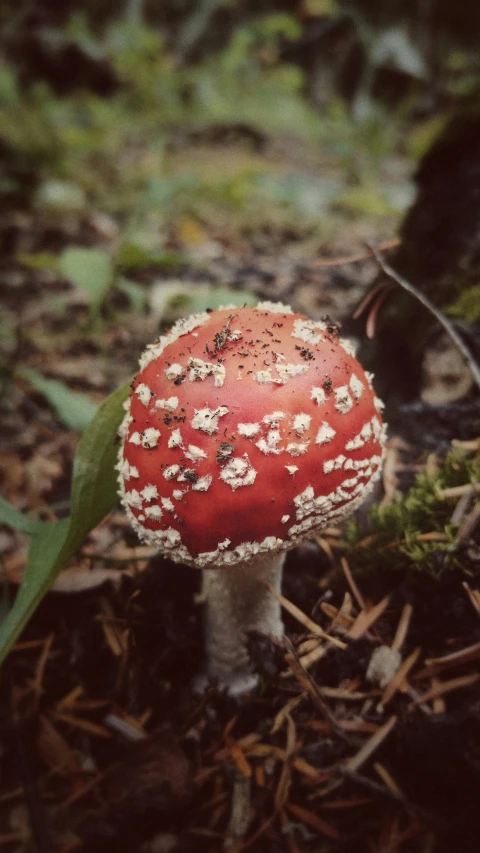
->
374, 396, 385, 412
352, 481, 366, 496
331, 486, 350, 503
172, 489, 186, 500
138, 312, 209, 372
142, 427, 161, 449
124, 489, 143, 510
141, 484, 158, 502
323, 459, 335, 474
254, 369, 283, 385
191, 406, 228, 435
293, 413, 312, 434
256, 430, 282, 455
168, 429, 183, 449
315, 495, 332, 512
345, 434, 364, 451
286, 442, 308, 456
177, 469, 196, 483
117, 459, 139, 480
311, 387, 326, 405
165, 363, 183, 381
161, 497, 175, 513
281, 514, 290, 523
285, 465, 299, 474
349, 374, 364, 400
365, 371, 375, 388
192, 475, 213, 492
135, 383, 152, 406
334, 386, 353, 414
228, 329, 243, 341
263, 412, 286, 424
372, 416, 382, 441
360, 421, 372, 441
188, 357, 226, 387
294, 486, 316, 520
185, 444, 208, 462
292, 318, 327, 346
145, 505, 162, 520
342, 476, 360, 489
129, 431, 142, 446
238, 422, 260, 437
276, 363, 310, 383
155, 396, 179, 412
219, 455, 257, 490
315, 421, 336, 445
152, 527, 182, 549
118, 412, 133, 439
339, 337, 357, 357
164, 464, 180, 480
256, 300, 293, 314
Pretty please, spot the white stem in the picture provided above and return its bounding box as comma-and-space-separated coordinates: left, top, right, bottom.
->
199, 553, 285, 696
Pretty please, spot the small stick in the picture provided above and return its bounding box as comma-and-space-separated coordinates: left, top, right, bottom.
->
344, 715, 397, 773
391, 603, 413, 651
340, 557, 366, 611
367, 243, 480, 392
410, 672, 480, 707
380, 646, 421, 709
347, 595, 390, 640
315, 238, 400, 269
266, 584, 346, 649
284, 638, 352, 743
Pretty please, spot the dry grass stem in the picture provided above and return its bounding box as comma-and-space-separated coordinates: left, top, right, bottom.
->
266, 584, 346, 648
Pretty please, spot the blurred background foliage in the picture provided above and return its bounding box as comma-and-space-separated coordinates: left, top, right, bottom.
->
1, 0, 479, 231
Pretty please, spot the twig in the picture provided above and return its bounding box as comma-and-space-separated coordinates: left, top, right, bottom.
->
392, 603, 413, 652
367, 243, 480, 392
314, 238, 400, 268
340, 557, 366, 611
283, 638, 353, 744
266, 584, 346, 649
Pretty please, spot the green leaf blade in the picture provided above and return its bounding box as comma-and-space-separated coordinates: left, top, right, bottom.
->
59, 247, 114, 308
19, 367, 98, 432
0, 381, 131, 666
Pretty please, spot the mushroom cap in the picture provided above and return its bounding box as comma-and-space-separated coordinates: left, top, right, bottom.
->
118, 302, 386, 568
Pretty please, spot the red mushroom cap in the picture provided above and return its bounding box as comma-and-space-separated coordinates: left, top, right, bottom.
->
118, 302, 385, 567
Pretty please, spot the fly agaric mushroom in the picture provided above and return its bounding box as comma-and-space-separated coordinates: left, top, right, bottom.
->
118, 302, 386, 695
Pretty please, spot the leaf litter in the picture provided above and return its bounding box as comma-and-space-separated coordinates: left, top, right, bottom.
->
0, 212, 479, 853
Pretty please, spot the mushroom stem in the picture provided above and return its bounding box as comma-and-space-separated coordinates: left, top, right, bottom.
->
201, 553, 285, 696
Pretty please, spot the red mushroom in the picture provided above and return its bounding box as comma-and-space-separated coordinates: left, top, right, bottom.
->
118, 302, 386, 695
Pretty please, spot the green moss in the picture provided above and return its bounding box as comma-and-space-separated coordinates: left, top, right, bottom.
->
347, 448, 480, 580
446, 285, 480, 324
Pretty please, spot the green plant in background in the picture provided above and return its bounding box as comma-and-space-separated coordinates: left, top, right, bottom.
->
0, 12, 415, 231
347, 448, 480, 579
0, 382, 130, 666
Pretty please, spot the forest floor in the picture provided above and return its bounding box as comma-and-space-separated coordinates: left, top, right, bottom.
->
1, 134, 480, 853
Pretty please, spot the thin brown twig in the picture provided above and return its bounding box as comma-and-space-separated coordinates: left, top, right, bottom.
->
283, 637, 353, 744
367, 243, 480, 392
314, 238, 400, 268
